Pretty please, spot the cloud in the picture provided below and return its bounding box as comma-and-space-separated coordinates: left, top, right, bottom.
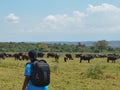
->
86, 3, 120, 30
2, 3, 120, 42
37, 11, 86, 32
5, 13, 19, 23
87, 3, 120, 13
30, 3, 120, 37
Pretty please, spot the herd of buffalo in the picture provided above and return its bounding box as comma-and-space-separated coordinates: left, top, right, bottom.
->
0, 52, 120, 63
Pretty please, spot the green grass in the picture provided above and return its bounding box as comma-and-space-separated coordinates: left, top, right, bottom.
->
0, 57, 120, 90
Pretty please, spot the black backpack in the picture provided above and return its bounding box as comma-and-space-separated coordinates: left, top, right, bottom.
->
30, 59, 50, 87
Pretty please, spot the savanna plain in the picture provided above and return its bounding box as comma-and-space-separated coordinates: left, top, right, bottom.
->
0, 54, 120, 90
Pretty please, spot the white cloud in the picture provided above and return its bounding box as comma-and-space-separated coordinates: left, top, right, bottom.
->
5, 13, 19, 23
73, 11, 86, 17
38, 11, 86, 32
32, 3, 120, 39
87, 3, 120, 13
86, 3, 120, 31
45, 15, 57, 22
36, 3, 120, 33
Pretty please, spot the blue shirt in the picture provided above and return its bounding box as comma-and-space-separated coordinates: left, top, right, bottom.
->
24, 63, 48, 90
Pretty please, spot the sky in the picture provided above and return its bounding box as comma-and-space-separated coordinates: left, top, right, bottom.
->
0, 0, 120, 42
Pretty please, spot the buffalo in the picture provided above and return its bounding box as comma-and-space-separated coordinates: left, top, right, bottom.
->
37, 52, 45, 58
21, 54, 29, 60
80, 54, 94, 63
65, 54, 73, 60
13, 52, 23, 60
75, 54, 82, 58
47, 53, 55, 58
47, 53, 60, 62
107, 54, 119, 63
64, 56, 68, 62
0, 53, 6, 60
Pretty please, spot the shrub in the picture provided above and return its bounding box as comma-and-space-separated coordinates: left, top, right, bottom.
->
85, 64, 104, 79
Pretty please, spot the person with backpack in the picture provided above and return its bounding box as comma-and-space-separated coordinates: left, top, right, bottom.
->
22, 50, 50, 90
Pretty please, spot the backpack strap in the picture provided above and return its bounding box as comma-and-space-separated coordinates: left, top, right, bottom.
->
39, 59, 47, 63
25, 58, 37, 66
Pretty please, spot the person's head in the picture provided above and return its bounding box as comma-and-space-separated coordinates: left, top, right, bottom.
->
28, 50, 37, 61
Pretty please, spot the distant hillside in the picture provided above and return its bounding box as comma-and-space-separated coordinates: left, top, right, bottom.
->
44, 41, 120, 48
80, 41, 120, 48
108, 41, 120, 48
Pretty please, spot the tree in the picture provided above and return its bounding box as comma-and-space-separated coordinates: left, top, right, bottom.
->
93, 40, 108, 52
38, 43, 49, 52
76, 42, 87, 52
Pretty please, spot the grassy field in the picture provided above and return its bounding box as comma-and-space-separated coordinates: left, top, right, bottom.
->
0, 57, 120, 90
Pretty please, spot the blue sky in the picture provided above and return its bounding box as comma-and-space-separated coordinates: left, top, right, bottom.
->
0, 0, 120, 42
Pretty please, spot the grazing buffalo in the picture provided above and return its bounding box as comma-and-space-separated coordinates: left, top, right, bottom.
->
0, 53, 6, 60
75, 54, 82, 58
64, 56, 68, 62
21, 54, 29, 60
37, 52, 45, 58
47, 53, 60, 62
80, 54, 93, 63
13, 52, 23, 60
107, 54, 119, 63
65, 54, 73, 60
54, 53, 60, 61
47, 53, 55, 58
6, 53, 13, 57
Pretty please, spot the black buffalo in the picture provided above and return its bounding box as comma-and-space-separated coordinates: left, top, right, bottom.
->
107, 54, 119, 63
47, 53, 55, 58
0, 53, 6, 60
65, 54, 73, 60
13, 53, 23, 60
37, 52, 45, 58
80, 54, 93, 63
64, 56, 68, 62
47, 53, 60, 62
75, 54, 82, 58
21, 54, 29, 60
54, 53, 59, 61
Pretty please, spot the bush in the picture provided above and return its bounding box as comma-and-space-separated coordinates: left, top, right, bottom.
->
85, 64, 104, 79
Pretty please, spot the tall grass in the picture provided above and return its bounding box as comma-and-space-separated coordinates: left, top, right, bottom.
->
0, 57, 120, 90
84, 64, 104, 79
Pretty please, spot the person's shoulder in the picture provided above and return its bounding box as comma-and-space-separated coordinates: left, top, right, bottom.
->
26, 62, 31, 65
25, 62, 31, 67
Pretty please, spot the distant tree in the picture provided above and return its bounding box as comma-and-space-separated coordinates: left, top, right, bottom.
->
93, 40, 108, 52
38, 43, 49, 52
76, 42, 87, 52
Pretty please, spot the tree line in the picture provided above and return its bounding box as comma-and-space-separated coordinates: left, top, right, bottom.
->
0, 40, 120, 53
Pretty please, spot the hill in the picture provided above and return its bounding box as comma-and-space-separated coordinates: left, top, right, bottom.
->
44, 41, 120, 48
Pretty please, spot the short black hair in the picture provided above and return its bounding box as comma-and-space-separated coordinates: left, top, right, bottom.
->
28, 50, 37, 59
